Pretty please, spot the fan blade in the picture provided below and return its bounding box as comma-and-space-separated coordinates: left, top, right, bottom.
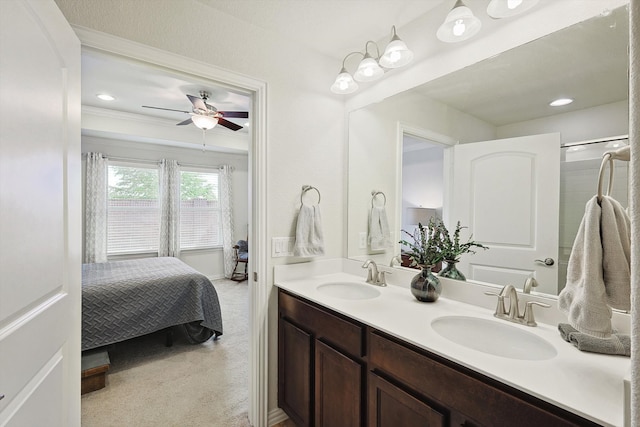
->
219, 111, 249, 118
218, 118, 243, 131
142, 105, 190, 114
176, 118, 193, 126
204, 102, 218, 112
187, 94, 207, 111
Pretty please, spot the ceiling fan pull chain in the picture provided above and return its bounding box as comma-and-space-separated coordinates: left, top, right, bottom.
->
202, 129, 206, 152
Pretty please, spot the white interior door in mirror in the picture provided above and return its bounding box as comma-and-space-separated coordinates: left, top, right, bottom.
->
449, 133, 560, 294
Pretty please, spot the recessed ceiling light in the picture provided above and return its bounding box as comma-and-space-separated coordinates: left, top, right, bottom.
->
96, 93, 115, 101
244, 122, 250, 127
549, 98, 573, 107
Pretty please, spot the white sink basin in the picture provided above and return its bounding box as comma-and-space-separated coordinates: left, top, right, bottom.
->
431, 316, 557, 361
316, 282, 381, 300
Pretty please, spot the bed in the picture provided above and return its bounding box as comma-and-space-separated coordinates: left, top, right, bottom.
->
81, 257, 223, 351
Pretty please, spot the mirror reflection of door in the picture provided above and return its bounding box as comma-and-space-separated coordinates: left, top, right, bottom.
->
448, 133, 561, 294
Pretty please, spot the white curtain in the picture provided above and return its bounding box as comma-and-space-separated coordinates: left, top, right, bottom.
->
219, 165, 236, 278
159, 159, 180, 257
85, 152, 108, 263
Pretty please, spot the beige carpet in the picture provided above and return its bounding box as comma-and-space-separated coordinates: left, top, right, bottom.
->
81, 279, 251, 427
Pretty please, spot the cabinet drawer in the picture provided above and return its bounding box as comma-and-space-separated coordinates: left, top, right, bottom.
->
369, 331, 598, 427
279, 290, 364, 358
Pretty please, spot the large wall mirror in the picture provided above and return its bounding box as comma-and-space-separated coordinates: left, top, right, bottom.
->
347, 5, 629, 297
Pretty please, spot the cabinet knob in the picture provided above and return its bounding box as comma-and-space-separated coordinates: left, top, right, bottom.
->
0, 394, 4, 401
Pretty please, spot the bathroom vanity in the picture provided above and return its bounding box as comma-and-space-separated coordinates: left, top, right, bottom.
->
275, 259, 630, 427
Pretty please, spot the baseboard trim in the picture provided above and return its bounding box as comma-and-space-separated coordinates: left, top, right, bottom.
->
268, 408, 288, 426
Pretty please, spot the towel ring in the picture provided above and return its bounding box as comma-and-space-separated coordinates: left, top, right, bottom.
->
301, 185, 321, 206
371, 190, 386, 208
596, 146, 630, 203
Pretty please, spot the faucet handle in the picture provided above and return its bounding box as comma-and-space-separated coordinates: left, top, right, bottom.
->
377, 270, 389, 286
484, 291, 506, 316
523, 301, 550, 326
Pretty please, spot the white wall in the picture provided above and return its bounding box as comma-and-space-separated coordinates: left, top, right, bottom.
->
81, 136, 249, 278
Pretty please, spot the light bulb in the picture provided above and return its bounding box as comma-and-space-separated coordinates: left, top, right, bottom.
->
453, 20, 466, 36
507, 0, 523, 9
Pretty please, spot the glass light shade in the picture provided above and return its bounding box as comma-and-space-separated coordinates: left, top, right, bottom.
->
487, 0, 539, 18
379, 38, 414, 68
191, 114, 218, 130
331, 69, 358, 94
436, 1, 482, 43
354, 54, 384, 82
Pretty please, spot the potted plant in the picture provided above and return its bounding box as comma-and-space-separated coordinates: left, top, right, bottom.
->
439, 221, 489, 281
399, 217, 445, 302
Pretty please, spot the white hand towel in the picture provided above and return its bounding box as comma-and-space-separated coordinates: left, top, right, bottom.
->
368, 206, 391, 251
558, 195, 631, 338
293, 205, 325, 257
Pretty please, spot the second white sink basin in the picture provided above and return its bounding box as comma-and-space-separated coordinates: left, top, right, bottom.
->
431, 315, 557, 361
316, 282, 381, 300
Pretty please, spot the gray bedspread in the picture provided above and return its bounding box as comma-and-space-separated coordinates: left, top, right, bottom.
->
82, 257, 223, 351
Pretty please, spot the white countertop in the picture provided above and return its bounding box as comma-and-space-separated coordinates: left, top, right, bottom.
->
274, 260, 631, 427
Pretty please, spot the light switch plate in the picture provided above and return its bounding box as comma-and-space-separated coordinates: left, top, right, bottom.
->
359, 232, 367, 249
272, 237, 294, 257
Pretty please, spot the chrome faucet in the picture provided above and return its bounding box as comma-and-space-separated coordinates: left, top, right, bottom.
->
389, 254, 402, 267
485, 284, 550, 327
362, 260, 387, 286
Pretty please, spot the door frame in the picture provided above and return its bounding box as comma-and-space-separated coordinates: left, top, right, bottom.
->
396, 122, 457, 235
73, 28, 269, 427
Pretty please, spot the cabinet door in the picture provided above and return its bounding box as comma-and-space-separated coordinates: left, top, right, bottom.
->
315, 340, 363, 427
279, 318, 313, 427
368, 373, 445, 427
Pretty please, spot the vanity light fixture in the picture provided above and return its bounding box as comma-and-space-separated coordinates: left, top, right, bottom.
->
96, 93, 115, 101
437, 0, 482, 43
191, 114, 218, 130
331, 26, 414, 95
486, 0, 539, 19
354, 42, 385, 82
549, 98, 573, 107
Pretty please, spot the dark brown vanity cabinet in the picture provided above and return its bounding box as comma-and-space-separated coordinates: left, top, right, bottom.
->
278, 289, 599, 427
278, 290, 366, 427
368, 331, 600, 427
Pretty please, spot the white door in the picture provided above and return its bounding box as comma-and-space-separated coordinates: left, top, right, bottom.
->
448, 133, 560, 294
0, 1, 81, 426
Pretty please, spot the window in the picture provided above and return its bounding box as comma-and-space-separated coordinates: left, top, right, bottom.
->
107, 163, 160, 254
180, 169, 221, 249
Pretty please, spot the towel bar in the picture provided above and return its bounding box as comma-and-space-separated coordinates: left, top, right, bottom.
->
597, 145, 630, 202
371, 190, 386, 207
301, 185, 321, 206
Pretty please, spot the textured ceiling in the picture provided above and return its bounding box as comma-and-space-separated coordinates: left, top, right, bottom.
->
82, 0, 629, 142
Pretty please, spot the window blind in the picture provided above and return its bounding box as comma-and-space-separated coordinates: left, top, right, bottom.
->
180, 170, 221, 249
107, 164, 160, 254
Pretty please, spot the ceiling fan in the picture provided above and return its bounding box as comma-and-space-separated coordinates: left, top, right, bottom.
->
142, 91, 249, 131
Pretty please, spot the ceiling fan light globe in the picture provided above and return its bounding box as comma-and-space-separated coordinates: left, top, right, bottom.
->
191, 115, 218, 130
354, 56, 384, 82
437, 2, 481, 43
380, 39, 414, 68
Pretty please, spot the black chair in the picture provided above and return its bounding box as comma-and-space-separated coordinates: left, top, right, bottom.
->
231, 240, 248, 282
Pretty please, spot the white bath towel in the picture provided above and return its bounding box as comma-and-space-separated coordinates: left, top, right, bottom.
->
368, 206, 391, 250
293, 205, 325, 257
558, 195, 631, 338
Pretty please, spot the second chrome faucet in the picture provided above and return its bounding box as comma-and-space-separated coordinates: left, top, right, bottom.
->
485, 284, 549, 326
